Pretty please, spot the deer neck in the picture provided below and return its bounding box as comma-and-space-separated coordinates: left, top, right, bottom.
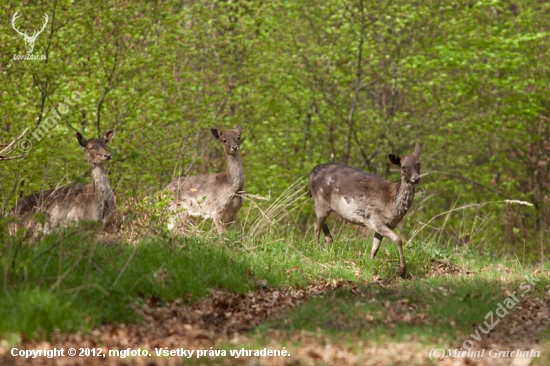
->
394, 175, 416, 218
226, 154, 245, 191
91, 164, 115, 216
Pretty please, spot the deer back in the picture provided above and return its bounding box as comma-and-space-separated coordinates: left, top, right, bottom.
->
9, 130, 116, 232
309, 144, 421, 229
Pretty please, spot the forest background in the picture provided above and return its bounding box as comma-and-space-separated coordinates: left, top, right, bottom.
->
1, 0, 549, 258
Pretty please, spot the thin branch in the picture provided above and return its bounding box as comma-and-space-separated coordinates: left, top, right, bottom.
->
344, 0, 366, 165
31, 71, 49, 129
44, 0, 58, 62
96, 87, 111, 137
428, 170, 510, 198
90, 20, 120, 137
0, 128, 29, 161
97, 38, 119, 137
28, 0, 58, 134
183, 95, 229, 177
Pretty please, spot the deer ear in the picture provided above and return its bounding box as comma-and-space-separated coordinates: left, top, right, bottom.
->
210, 128, 221, 140
413, 143, 421, 157
235, 125, 242, 134
103, 129, 115, 144
76, 132, 87, 148
387, 153, 401, 166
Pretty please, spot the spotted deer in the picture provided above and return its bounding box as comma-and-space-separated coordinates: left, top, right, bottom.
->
308, 144, 421, 278
166, 126, 244, 234
9, 130, 116, 234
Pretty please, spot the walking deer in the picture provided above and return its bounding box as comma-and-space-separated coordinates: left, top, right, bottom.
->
166, 126, 244, 234
9, 130, 116, 234
308, 144, 421, 278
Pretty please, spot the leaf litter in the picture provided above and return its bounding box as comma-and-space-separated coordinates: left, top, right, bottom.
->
1, 267, 549, 366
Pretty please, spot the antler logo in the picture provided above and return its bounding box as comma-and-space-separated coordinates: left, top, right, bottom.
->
11, 11, 49, 54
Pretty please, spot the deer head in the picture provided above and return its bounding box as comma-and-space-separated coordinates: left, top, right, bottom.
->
387, 143, 421, 184
11, 11, 49, 54
77, 130, 115, 168
210, 126, 242, 156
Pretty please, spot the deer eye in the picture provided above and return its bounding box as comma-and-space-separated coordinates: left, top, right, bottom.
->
237, 136, 240, 141
223, 139, 227, 143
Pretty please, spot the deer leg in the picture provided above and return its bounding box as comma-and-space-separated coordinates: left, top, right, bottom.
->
377, 226, 406, 279
370, 232, 383, 259
313, 216, 324, 245
214, 214, 226, 234
167, 218, 175, 231
167, 203, 179, 231
322, 223, 333, 244
313, 205, 331, 246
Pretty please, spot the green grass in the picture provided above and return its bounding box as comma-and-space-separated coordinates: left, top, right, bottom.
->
251, 269, 550, 350
0, 226, 261, 339
0, 288, 87, 340
1, 217, 548, 347
254, 277, 499, 341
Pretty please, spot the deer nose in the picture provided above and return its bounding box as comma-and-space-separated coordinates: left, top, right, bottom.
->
411, 176, 420, 183
231, 145, 239, 151
105, 153, 111, 160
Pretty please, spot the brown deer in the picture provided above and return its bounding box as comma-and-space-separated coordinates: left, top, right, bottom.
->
166, 126, 244, 234
9, 130, 116, 234
308, 144, 421, 278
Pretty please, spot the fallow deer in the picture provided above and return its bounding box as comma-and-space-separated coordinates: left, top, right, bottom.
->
9, 130, 116, 234
166, 126, 244, 234
308, 144, 421, 278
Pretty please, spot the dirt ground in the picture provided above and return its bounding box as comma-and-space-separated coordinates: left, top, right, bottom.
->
1, 271, 549, 366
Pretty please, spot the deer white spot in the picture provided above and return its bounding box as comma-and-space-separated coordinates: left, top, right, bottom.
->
326, 177, 333, 185
189, 211, 211, 219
